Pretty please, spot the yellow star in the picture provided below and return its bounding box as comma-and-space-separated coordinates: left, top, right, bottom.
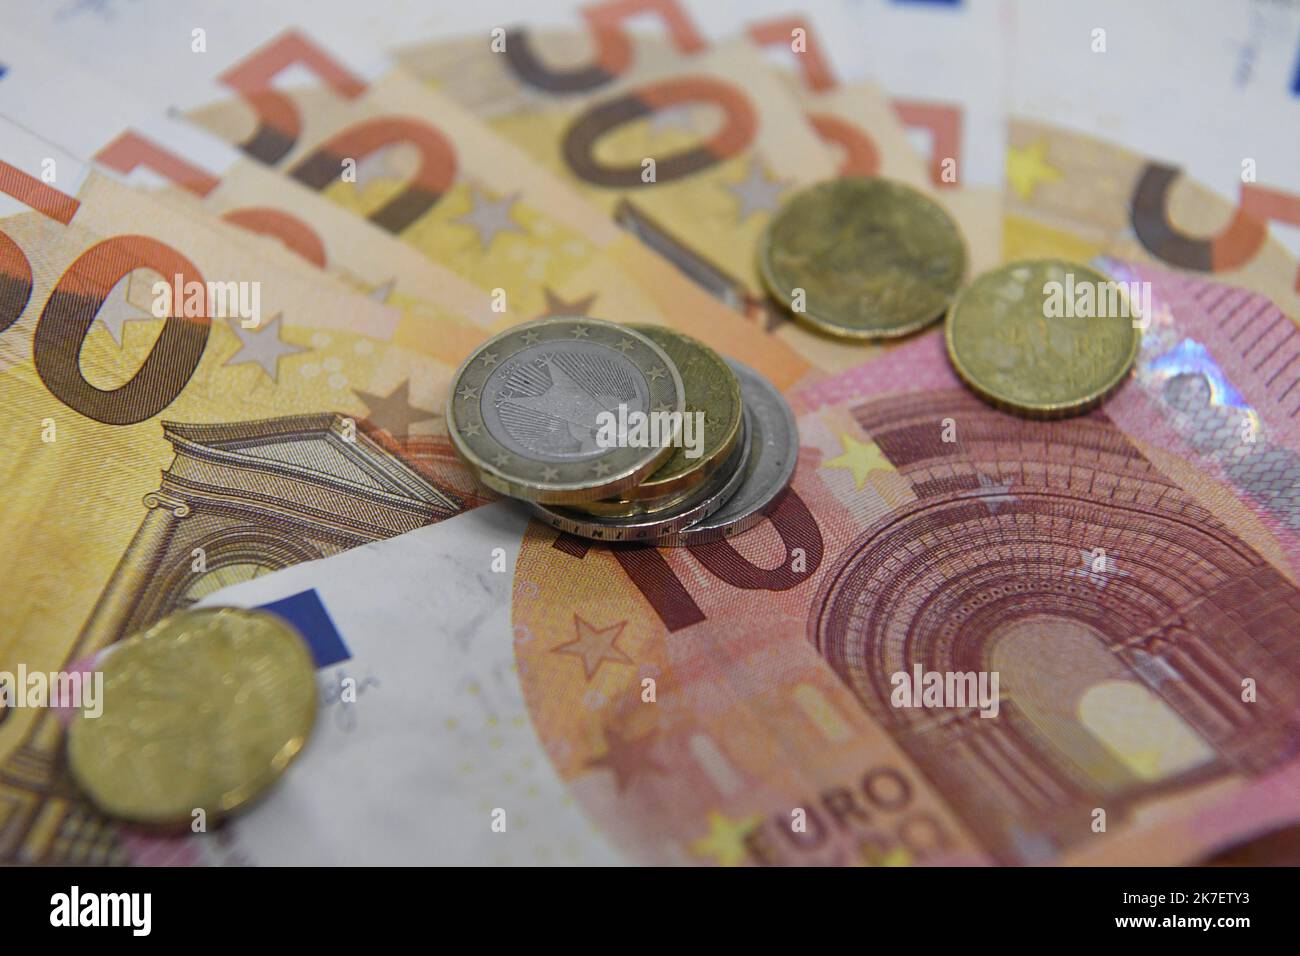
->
861, 844, 913, 867
690, 811, 763, 867
824, 434, 892, 490
1006, 140, 1062, 200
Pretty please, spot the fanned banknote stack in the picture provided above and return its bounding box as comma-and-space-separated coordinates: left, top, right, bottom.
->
0, 0, 1298, 868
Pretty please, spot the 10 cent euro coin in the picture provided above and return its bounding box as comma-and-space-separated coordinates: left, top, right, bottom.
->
760, 177, 967, 339
67, 607, 317, 826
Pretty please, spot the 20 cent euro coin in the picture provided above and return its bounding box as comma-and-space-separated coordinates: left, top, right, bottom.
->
945, 259, 1141, 418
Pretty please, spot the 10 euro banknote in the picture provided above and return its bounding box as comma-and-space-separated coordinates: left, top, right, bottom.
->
120, 259, 1300, 867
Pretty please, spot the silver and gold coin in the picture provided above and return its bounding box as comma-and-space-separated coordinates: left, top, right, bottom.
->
531, 411, 751, 543
650, 359, 798, 546
67, 607, 317, 826
447, 317, 686, 504
759, 177, 966, 339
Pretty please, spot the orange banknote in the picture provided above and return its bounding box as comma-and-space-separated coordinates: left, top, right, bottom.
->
0, 120, 487, 864
132, 261, 1300, 866
505, 261, 1300, 866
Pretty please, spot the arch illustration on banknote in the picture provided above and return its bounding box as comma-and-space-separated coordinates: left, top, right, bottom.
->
0, 413, 468, 864
810, 388, 1300, 865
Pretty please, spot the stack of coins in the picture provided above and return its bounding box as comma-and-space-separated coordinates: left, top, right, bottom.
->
447, 317, 797, 545
759, 177, 1141, 418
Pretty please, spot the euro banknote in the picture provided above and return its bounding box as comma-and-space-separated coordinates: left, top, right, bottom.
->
393, 3, 997, 251
0, 24, 518, 368
1011, 0, 1300, 261
129, 259, 1300, 866
1004, 0, 1299, 319
0, 11, 814, 389
733, 12, 1003, 275
0, 118, 493, 864
459, 260, 1300, 867
394, 33, 904, 373
763, 0, 1008, 274
1005, 118, 1300, 321
184, 35, 810, 387
396, 14, 998, 367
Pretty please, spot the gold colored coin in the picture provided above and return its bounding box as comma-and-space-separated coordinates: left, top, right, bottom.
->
569, 467, 714, 518
585, 324, 743, 506
67, 607, 317, 826
759, 177, 966, 339
945, 259, 1142, 418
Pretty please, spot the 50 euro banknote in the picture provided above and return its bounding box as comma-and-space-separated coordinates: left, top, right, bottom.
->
0, 116, 501, 864
162, 28, 812, 389
145, 260, 1300, 867
394, 2, 998, 267
1005, 118, 1300, 321
394, 30, 888, 374
0, 23, 511, 369
0, 12, 813, 390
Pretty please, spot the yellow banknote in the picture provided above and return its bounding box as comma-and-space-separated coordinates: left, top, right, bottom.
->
737, 13, 1003, 277
0, 129, 486, 863
791, 81, 1001, 278
0, 26, 503, 370
146, 158, 501, 367
181, 33, 809, 390
1006, 119, 1300, 319
398, 15, 999, 368
396, 35, 865, 373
